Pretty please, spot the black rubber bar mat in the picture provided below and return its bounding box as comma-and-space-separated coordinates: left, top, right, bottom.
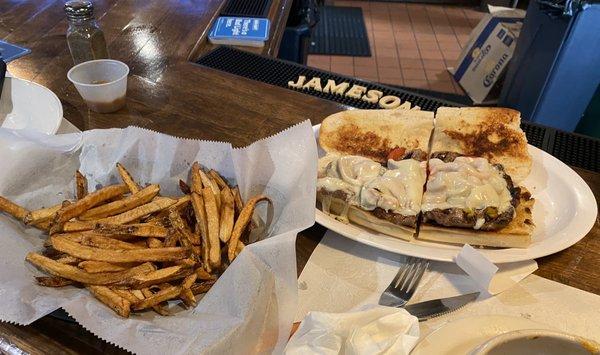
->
196, 46, 456, 111
309, 6, 371, 56
220, 0, 272, 18
195, 46, 600, 172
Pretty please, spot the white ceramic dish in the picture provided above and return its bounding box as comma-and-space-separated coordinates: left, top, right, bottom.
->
313, 124, 598, 263
471, 329, 600, 355
411, 315, 556, 355
0, 75, 63, 134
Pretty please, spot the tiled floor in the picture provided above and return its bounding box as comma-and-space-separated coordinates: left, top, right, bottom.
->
307, 1, 485, 94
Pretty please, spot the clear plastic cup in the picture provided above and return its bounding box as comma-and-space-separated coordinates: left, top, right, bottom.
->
67, 59, 129, 113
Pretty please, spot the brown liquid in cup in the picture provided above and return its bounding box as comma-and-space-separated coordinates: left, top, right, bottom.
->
91, 79, 110, 84
86, 96, 126, 113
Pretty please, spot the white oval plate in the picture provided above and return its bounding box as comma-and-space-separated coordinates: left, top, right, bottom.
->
411, 315, 555, 355
313, 124, 598, 263
0, 75, 63, 135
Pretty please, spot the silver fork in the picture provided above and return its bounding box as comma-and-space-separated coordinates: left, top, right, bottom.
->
379, 257, 430, 308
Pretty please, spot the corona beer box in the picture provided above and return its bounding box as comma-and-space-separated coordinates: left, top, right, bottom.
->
449, 7, 525, 103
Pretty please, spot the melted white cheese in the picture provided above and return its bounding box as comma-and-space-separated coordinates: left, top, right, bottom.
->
422, 157, 512, 213
317, 154, 425, 216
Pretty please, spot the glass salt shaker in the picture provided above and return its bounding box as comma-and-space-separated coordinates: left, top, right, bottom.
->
64, 0, 109, 65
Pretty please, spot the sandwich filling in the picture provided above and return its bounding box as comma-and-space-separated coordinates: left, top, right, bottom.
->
422, 151, 520, 230
317, 151, 426, 227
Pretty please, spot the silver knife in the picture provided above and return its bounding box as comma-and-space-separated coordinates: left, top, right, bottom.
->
403, 292, 480, 321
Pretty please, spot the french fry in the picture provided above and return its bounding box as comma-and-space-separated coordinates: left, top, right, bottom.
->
51, 236, 191, 263
190, 192, 210, 271
191, 162, 204, 193
147, 238, 163, 248
190, 280, 216, 295
235, 240, 245, 258
62, 220, 95, 232
228, 195, 272, 262
23, 204, 62, 225
98, 197, 176, 225
78, 260, 137, 273
179, 180, 191, 195
140, 288, 170, 316
218, 187, 234, 243
179, 289, 196, 308
232, 186, 243, 216
36, 276, 75, 287
111, 289, 141, 305
94, 223, 168, 238
174, 258, 198, 268
171, 195, 191, 210
27, 253, 155, 284
163, 232, 179, 247
132, 285, 182, 311
203, 187, 221, 269
182, 273, 198, 289
120, 265, 192, 289
196, 165, 221, 211
169, 209, 200, 245
55, 255, 81, 265
195, 267, 216, 280
79, 184, 160, 220
116, 163, 140, 194
208, 170, 228, 190
0, 195, 29, 219
54, 184, 129, 226
87, 285, 131, 317
80, 234, 146, 250
76, 170, 88, 199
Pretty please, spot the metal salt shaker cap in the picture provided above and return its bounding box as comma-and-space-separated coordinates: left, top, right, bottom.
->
64, 0, 94, 20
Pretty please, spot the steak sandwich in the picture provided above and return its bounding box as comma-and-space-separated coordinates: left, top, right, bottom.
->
418, 107, 535, 248
316, 106, 536, 249
316, 108, 434, 240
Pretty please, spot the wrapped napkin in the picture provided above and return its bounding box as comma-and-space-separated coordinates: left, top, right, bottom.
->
0, 121, 317, 354
286, 305, 420, 355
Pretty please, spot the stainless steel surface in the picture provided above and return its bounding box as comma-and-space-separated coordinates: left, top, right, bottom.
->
379, 257, 429, 308
404, 292, 480, 321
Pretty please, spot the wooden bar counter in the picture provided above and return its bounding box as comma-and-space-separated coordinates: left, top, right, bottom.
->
0, 1, 598, 353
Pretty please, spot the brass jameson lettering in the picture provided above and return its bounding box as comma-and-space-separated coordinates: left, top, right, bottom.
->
287, 75, 406, 109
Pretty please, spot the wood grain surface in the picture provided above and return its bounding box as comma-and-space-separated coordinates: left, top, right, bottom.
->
0, 1, 598, 353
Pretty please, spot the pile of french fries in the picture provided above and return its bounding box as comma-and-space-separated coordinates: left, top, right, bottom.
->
0, 162, 271, 317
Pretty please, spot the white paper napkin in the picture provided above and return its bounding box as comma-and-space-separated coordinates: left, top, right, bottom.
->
296, 231, 537, 321
286, 305, 420, 355
0, 121, 317, 355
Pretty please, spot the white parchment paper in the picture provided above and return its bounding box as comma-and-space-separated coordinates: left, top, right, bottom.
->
0, 121, 317, 354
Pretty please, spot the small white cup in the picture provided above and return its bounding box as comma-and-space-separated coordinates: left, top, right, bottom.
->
67, 59, 129, 113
